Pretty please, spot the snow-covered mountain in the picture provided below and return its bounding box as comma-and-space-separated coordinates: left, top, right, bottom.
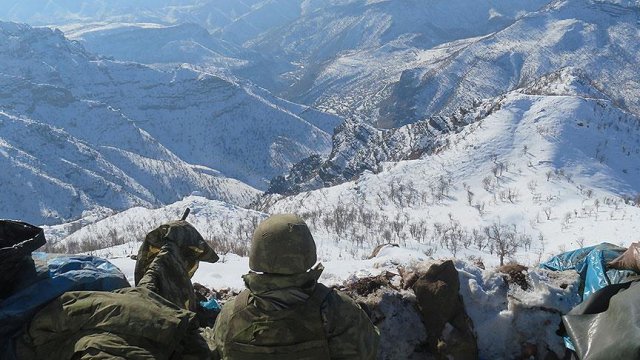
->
267, 105, 476, 195
42, 195, 267, 254
262, 73, 640, 262
58, 22, 245, 67
238, 0, 640, 128
0, 108, 257, 226
59, 0, 640, 132
56, 71, 640, 267
0, 0, 256, 28
1, 1, 638, 259
374, 0, 640, 127
0, 21, 340, 224
55, 0, 553, 121
245, 0, 551, 112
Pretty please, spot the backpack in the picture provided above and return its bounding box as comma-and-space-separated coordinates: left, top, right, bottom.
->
223, 283, 332, 360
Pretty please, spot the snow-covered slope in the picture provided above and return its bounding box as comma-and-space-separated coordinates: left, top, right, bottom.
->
377, 0, 640, 126
0, 108, 258, 225
267, 105, 475, 195
246, 0, 550, 101
41, 0, 640, 131
0, 0, 261, 29
0, 0, 302, 37
60, 79, 640, 266
263, 82, 640, 264
58, 22, 247, 68
9, 0, 640, 130
0, 21, 342, 223
43, 195, 267, 255
44, 1, 552, 121
0, 22, 338, 180
216, 0, 640, 128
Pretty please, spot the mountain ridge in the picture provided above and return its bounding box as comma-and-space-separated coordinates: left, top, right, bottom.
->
0, 20, 339, 224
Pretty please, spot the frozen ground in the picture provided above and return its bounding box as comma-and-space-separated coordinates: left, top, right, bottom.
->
108, 245, 582, 359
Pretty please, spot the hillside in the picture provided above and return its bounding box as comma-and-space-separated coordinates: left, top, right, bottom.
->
0, 21, 340, 223
264, 79, 640, 263
377, 0, 640, 126
0, 110, 257, 226
61, 0, 640, 132
54, 76, 640, 266
245, 0, 551, 118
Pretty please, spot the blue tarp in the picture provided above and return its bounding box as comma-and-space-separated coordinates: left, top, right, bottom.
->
0, 253, 130, 359
540, 243, 633, 351
540, 243, 631, 300
200, 297, 221, 311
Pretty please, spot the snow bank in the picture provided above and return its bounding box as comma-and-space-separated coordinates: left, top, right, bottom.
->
111, 246, 581, 359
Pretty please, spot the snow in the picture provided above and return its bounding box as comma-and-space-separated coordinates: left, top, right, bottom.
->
2, 1, 640, 357
266, 88, 640, 265
0, 21, 339, 224
106, 245, 582, 359
456, 261, 581, 358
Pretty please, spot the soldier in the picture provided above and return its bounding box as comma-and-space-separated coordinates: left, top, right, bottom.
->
14, 219, 218, 359
207, 214, 380, 360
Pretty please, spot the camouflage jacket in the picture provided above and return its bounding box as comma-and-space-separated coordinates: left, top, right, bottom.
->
205, 265, 380, 360
16, 226, 215, 360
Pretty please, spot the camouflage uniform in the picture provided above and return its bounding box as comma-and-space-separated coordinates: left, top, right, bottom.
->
205, 214, 380, 360
17, 220, 218, 359
134, 220, 219, 312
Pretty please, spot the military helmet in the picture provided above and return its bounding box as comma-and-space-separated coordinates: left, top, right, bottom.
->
249, 214, 317, 275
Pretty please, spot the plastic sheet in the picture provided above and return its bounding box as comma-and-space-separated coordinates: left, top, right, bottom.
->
563, 281, 640, 359
540, 243, 630, 300
200, 297, 221, 311
540, 243, 634, 352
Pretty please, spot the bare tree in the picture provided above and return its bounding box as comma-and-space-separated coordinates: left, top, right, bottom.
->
484, 222, 520, 266
562, 212, 572, 230
466, 188, 475, 206
585, 189, 594, 199
482, 176, 496, 192
545, 170, 554, 181
472, 228, 487, 251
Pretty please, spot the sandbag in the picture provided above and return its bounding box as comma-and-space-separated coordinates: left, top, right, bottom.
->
412, 260, 478, 360
608, 242, 640, 273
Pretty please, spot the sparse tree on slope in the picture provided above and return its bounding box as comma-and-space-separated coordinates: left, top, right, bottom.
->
484, 222, 519, 266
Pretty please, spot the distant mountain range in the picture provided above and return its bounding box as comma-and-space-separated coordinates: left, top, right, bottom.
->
0, 21, 338, 224
1, 0, 639, 255
41, 0, 640, 130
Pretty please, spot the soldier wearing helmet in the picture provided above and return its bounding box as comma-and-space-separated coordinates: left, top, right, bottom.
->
207, 214, 380, 360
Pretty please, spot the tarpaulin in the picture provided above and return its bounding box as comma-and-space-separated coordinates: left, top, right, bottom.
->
540, 243, 636, 353
540, 243, 631, 300
562, 280, 640, 359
